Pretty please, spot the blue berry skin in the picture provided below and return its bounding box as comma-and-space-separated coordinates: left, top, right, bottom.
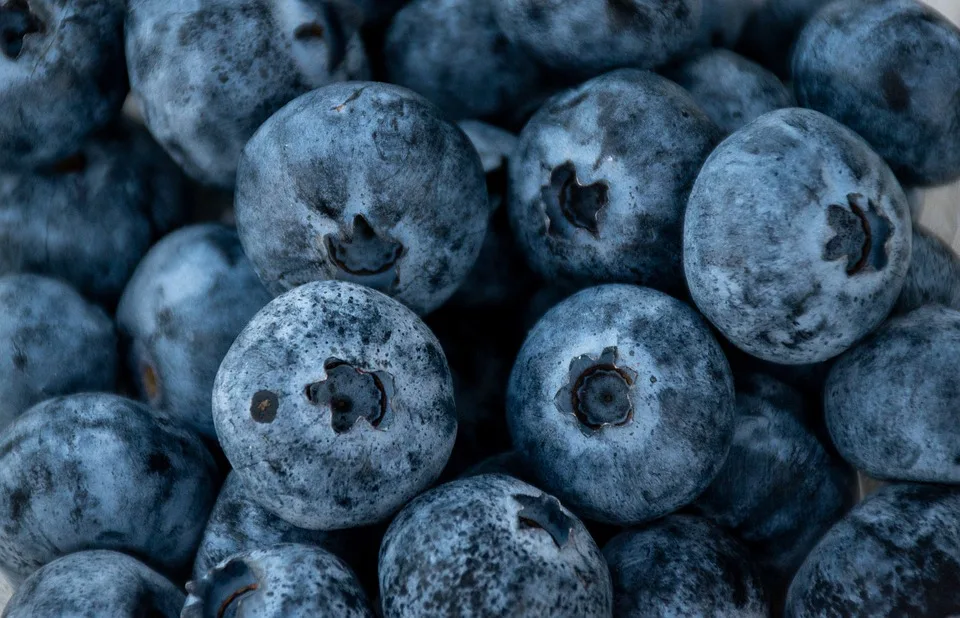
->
509, 69, 721, 294
0, 0, 127, 170
379, 474, 612, 618
826, 305, 960, 484
0, 393, 219, 583
117, 224, 272, 439
126, 0, 370, 188
184, 544, 374, 618
735, 0, 832, 76
213, 280, 456, 530
2, 550, 184, 618
235, 82, 489, 315
0, 275, 116, 433
696, 0, 763, 48
894, 225, 960, 315
604, 515, 769, 618
507, 284, 735, 525
794, 0, 960, 186
0, 123, 185, 306
665, 49, 795, 135
786, 483, 960, 616
491, 0, 701, 77
684, 108, 913, 365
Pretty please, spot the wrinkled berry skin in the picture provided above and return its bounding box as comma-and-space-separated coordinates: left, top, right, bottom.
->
604, 515, 769, 617
491, 0, 701, 76
786, 483, 960, 616
509, 70, 720, 293
0, 0, 127, 170
684, 108, 913, 364
2, 550, 184, 618
826, 306, 960, 483
126, 0, 370, 188
235, 82, 489, 315
665, 49, 794, 135
117, 224, 271, 438
183, 544, 374, 618
0, 393, 219, 582
0, 275, 116, 432
213, 280, 457, 530
379, 474, 612, 618
894, 225, 960, 315
507, 284, 735, 525
0, 123, 185, 305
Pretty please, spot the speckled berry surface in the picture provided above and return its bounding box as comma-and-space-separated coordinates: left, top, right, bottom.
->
235, 82, 489, 314
379, 474, 612, 618
509, 69, 721, 293
684, 107, 913, 364
894, 225, 960, 314
213, 280, 456, 530
507, 284, 735, 524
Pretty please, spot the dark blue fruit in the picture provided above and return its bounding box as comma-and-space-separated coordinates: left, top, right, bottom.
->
894, 225, 960, 315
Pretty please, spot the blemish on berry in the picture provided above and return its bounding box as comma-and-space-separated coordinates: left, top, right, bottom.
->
250, 390, 278, 423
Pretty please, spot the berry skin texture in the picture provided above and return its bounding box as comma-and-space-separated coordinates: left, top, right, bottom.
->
379, 474, 612, 618
0, 0, 127, 170
509, 69, 721, 293
126, 0, 370, 188
0, 275, 116, 432
2, 550, 184, 618
183, 544, 374, 618
683, 107, 913, 365
786, 483, 960, 616
893, 225, 960, 315
235, 82, 489, 315
212, 280, 457, 530
507, 284, 735, 525
604, 515, 769, 617
792, 0, 960, 186
0, 393, 219, 582
825, 305, 960, 483
117, 224, 272, 438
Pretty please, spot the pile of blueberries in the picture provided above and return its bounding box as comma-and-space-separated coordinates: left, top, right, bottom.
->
2, 0, 960, 615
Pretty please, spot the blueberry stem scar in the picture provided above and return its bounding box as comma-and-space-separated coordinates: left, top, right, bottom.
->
556, 346, 637, 432
514, 493, 576, 549
305, 358, 394, 433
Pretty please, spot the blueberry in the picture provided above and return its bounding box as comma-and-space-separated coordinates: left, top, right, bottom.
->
507, 284, 735, 524
792, 0, 960, 186
235, 82, 489, 315
213, 280, 457, 530
0, 275, 116, 432
183, 544, 374, 618
2, 550, 184, 618
826, 305, 960, 483
684, 108, 913, 364
696, 0, 764, 48
893, 225, 960, 315
604, 515, 769, 617
490, 0, 702, 77
379, 474, 612, 617
117, 224, 272, 438
0, 0, 127, 170
735, 0, 832, 76
509, 69, 721, 293
786, 483, 960, 616
0, 123, 185, 306
126, 0, 370, 188
664, 49, 794, 135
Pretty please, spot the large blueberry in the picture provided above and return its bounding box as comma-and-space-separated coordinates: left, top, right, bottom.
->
0, 0, 126, 169
604, 515, 769, 617
379, 474, 612, 617
793, 0, 960, 186
786, 483, 960, 616
684, 108, 913, 364
184, 544, 373, 617
117, 224, 271, 438
0, 123, 185, 305
213, 280, 456, 530
0, 275, 116, 432
235, 82, 489, 315
509, 69, 720, 293
507, 284, 735, 525
126, 0, 370, 188
2, 550, 184, 618
894, 225, 960, 315
0, 393, 218, 582
826, 305, 960, 483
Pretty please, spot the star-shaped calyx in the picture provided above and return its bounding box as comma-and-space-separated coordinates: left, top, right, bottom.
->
183, 557, 260, 618
0, 0, 43, 60
305, 358, 394, 434
514, 493, 576, 549
555, 346, 637, 435
823, 193, 892, 275
541, 161, 609, 239
325, 214, 404, 292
